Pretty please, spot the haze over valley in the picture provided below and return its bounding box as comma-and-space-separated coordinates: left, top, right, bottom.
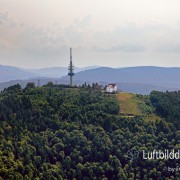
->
0, 64, 180, 94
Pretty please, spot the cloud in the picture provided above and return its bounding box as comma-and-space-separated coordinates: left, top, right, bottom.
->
0, 10, 19, 28
91, 21, 180, 53
92, 23, 147, 52
15, 26, 66, 57
12, 16, 94, 55
1, 10, 180, 68
94, 43, 146, 52
0, 39, 9, 49
2, 9, 178, 56
75, 15, 92, 28
158, 43, 180, 53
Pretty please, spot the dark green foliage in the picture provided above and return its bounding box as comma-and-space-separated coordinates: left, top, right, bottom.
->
3, 83, 21, 93
0, 85, 179, 179
150, 91, 180, 130
25, 82, 36, 89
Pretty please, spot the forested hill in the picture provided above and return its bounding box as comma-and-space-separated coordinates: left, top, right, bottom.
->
150, 91, 180, 130
0, 83, 179, 179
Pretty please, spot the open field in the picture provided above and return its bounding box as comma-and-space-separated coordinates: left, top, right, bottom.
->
116, 92, 162, 121
116, 92, 143, 116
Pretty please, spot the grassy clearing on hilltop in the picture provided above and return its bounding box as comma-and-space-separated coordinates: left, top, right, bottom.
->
117, 92, 142, 116
116, 92, 162, 121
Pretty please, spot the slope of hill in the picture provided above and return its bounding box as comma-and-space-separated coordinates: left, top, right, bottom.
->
0, 78, 172, 94
1, 65, 180, 94
116, 82, 175, 95
64, 66, 180, 88
0, 84, 179, 179
27, 66, 100, 78
116, 92, 162, 121
117, 92, 143, 116
0, 64, 101, 83
0, 65, 37, 82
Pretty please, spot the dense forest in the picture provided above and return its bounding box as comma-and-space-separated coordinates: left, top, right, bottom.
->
150, 91, 180, 130
0, 83, 179, 179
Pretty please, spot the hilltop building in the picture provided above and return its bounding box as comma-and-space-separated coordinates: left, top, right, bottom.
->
106, 84, 117, 93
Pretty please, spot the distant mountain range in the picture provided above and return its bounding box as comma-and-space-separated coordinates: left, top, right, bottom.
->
26, 66, 100, 79
61, 66, 180, 94
0, 65, 100, 82
0, 65, 37, 82
0, 65, 180, 94
68, 66, 180, 88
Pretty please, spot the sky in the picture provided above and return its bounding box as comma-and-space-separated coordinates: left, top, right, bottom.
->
1, 0, 180, 68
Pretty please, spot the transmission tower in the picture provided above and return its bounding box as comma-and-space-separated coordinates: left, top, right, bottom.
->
68, 48, 74, 86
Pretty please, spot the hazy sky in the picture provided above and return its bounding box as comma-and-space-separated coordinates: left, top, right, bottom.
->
1, 0, 180, 68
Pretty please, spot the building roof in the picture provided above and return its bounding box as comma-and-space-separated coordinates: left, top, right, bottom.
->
107, 84, 117, 88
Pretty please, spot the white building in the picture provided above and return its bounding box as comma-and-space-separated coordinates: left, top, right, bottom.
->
106, 84, 118, 93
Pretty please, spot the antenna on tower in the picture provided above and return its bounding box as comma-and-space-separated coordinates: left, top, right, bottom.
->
68, 48, 75, 86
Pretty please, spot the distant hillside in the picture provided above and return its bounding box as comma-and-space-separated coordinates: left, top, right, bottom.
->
0, 65, 37, 82
0, 78, 174, 94
1, 65, 180, 94
0, 65, 100, 83
61, 66, 180, 89
116, 82, 177, 94
27, 66, 100, 78
0, 78, 93, 92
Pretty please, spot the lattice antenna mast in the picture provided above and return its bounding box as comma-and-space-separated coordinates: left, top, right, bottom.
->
68, 48, 74, 86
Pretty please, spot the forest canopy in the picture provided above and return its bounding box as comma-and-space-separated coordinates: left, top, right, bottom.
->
0, 84, 179, 179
